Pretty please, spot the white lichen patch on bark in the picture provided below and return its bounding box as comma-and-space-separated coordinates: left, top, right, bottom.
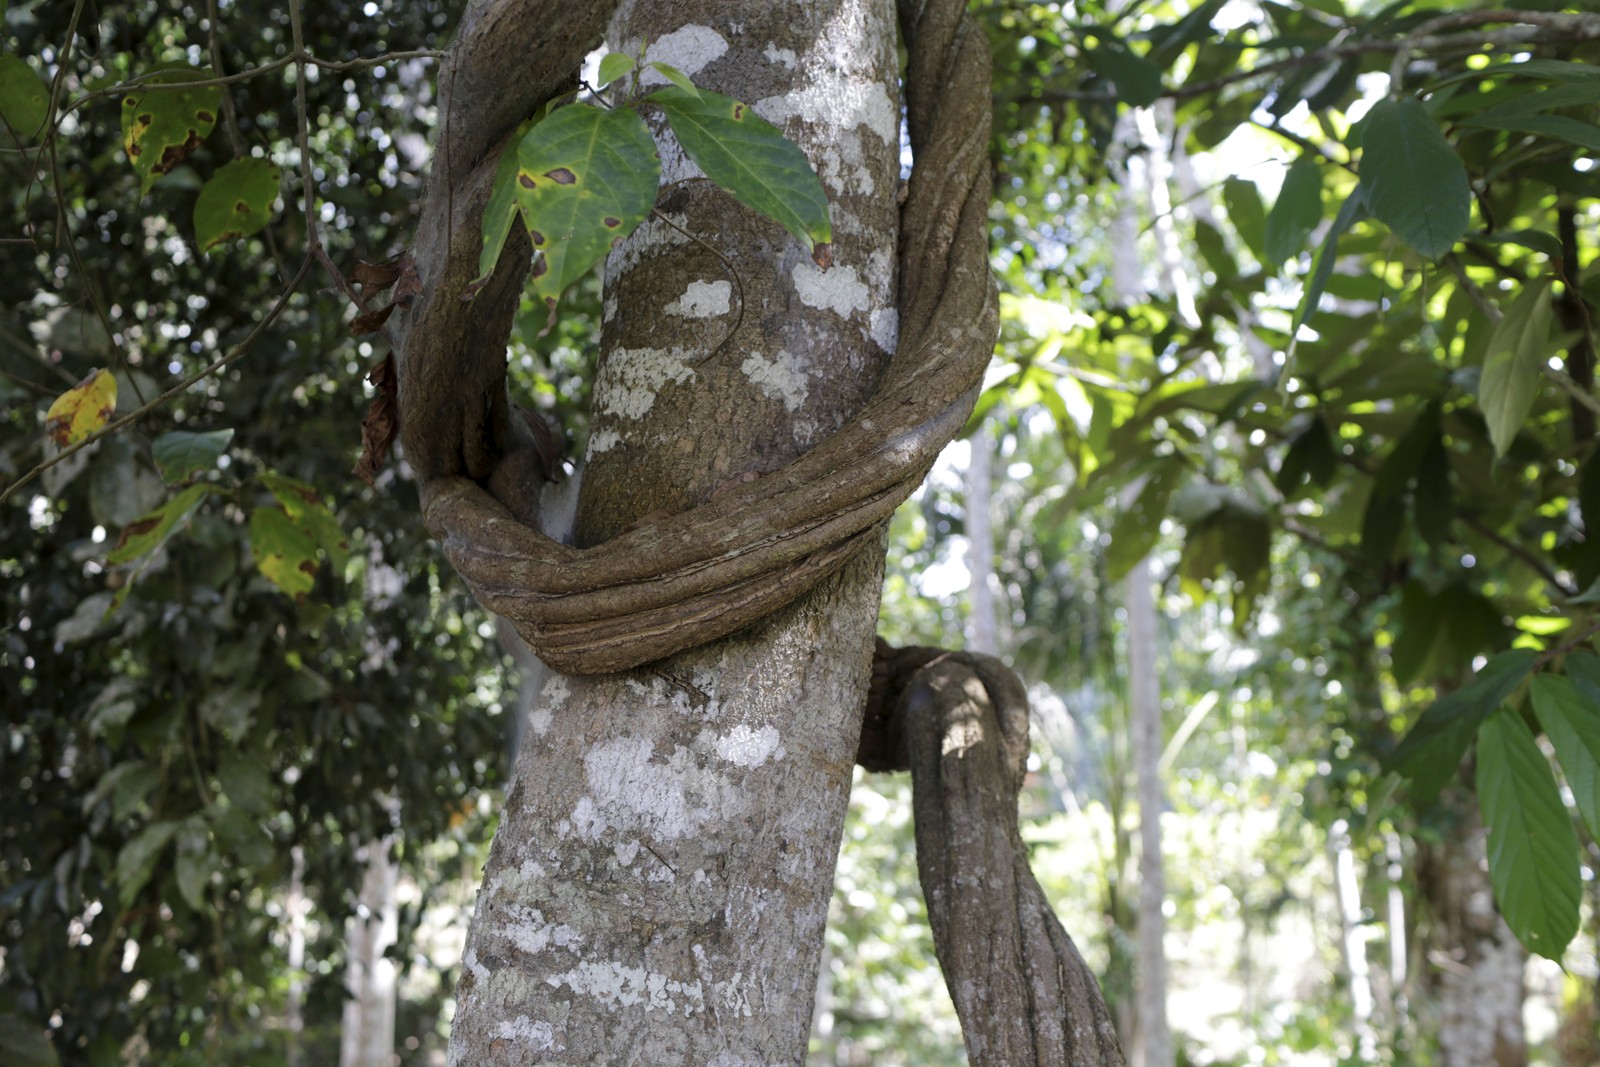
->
585, 428, 623, 457
664, 279, 732, 318
577, 735, 745, 840
636, 25, 728, 84
594, 346, 696, 421
545, 959, 708, 1016
740, 349, 811, 412
754, 80, 895, 196
607, 211, 694, 275
498, 901, 584, 958
713, 724, 784, 767
869, 308, 898, 353
763, 43, 797, 68
491, 1016, 559, 1053
792, 262, 869, 318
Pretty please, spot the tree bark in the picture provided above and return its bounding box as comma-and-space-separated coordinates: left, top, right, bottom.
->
446, 0, 902, 1061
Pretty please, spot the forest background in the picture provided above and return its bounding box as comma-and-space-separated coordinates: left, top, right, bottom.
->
3, 0, 1600, 1064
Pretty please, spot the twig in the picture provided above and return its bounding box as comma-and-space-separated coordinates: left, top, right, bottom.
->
1541, 363, 1600, 423
0, 257, 313, 506
1388, 11, 1596, 93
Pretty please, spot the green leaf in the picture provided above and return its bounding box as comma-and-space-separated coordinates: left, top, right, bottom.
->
1386, 648, 1538, 806
1083, 41, 1164, 107
108, 483, 211, 564
218, 755, 272, 813
647, 60, 700, 98
514, 103, 660, 312
115, 821, 180, 906
1461, 113, 1600, 153
260, 471, 350, 572
194, 158, 281, 251
1358, 98, 1471, 259
152, 428, 234, 482
175, 828, 216, 911
0, 1014, 60, 1067
120, 68, 221, 195
1222, 178, 1268, 262
596, 52, 637, 90
1106, 459, 1186, 581
470, 118, 537, 291
0, 53, 48, 142
650, 86, 832, 255
1477, 708, 1581, 960
249, 506, 319, 599
1479, 277, 1554, 458
1265, 154, 1322, 267
1531, 671, 1600, 840
1292, 187, 1367, 332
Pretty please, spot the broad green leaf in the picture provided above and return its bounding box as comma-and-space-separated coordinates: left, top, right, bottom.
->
1358, 98, 1470, 259
1477, 708, 1581, 959
648, 60, 700, 98
1274, 416, 1337, 498
514, 104, 659, 312
1475, 228, 1563, 261
44, 369, 116, 446
175, 827, 216, 911
152, 428, 234, 482
0, 1013, 60, 1067
1291, 187, 1367, 332
108, 483, 211, 564
1106, 459, 1186, 581
1461, 113, 1600, 153
650, 86, 832, 255
115, 820, 180, 905
1479, 277, 1554, 458
470, 117, 536, 291
194, 157, 281, 251
261, 470, 350, 571
1386, 648, 1538, 806
596, 52, 636, 90
1084, 41, 1163, 107
1265, 154, 1322, 266
1222, 177, 1268, 262
120, 68, 221, 195
249, 505, 319, 598
1466, 82, 1600, 120
1531, 671, 1600, 840
0, 53, 48, 141
218, 754, 272, 813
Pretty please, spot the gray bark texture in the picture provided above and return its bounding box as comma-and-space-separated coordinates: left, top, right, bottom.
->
447, 1, 899, 1062
383, 0, 1125, 1060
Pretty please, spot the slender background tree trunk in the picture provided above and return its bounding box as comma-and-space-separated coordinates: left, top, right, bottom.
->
446, 1, 902, 1061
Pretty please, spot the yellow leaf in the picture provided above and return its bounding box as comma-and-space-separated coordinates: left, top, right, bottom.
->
45, 369, 117, 447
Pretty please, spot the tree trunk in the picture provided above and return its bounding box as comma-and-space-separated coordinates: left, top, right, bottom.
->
340, 836, 399, 1067
446, 1, 901, 1061
1417, 801, 1529, 1067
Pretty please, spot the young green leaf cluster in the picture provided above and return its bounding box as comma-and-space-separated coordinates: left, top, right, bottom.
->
472, 54, 833, 317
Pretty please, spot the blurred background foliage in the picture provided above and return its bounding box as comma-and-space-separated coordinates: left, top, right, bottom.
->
4, 0, 1600, 1064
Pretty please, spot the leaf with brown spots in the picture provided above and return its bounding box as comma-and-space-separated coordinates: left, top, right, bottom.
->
45, 368, 117, 446
261, 470, 351, 573
108, 483, 211, 564
195, 157, 281, 252
120, 68, 221, 195
250, 505, 319, 599
471, 118, 538, 293
511, 103, 659, 312
352, 352, 398, 487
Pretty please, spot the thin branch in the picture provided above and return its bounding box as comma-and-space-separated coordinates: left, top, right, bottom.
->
1541, 363, 1600, 423
1019, 15, 1600, 109
0, 256, 313, 506
1388, 10, 1596, 92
